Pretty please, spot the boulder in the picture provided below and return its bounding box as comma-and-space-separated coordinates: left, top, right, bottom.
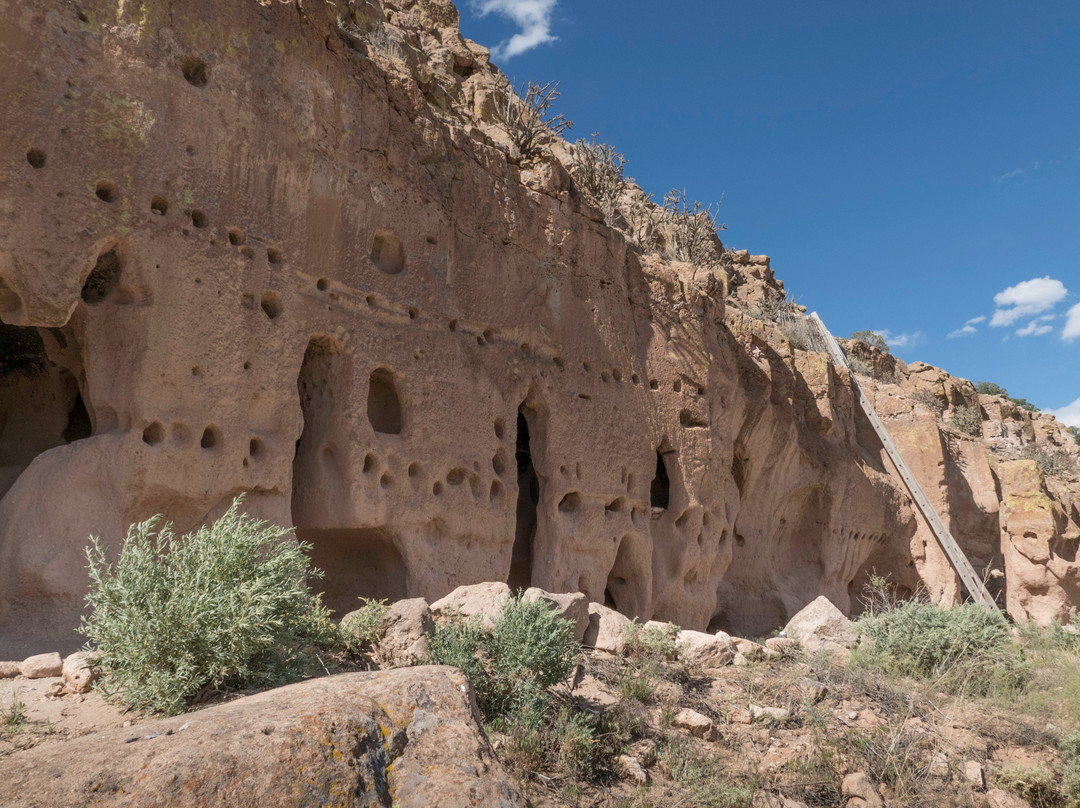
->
61, 652, 100, 694
377, 598, 434, 667
783, 596, 857, 652
430, 582, 511, 629
522, 588, 589, 642
3, 667, 525, 808
20, 652, 62, 679
618, 754, 649, 785
582, 603, 631, 653
841, 771, 883, 808
676, 630, 737, 668
987, 789, 1032, 808
0, 660, 20, 678
672, 708, 717, 741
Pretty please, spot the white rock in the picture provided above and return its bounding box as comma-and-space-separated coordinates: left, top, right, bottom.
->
62, 652, 100, 694
618, 754, 649, 784
375, 598, 434, 667
841, 771, 883, 807
20, 652, 62, 679
582, 603, 631, 653
430, 582, 511, 629
522, 588, 589, 642
749, 704, 790, 723
964, 760, 985, 789
0, 661, 20, 678
676, 629, 737, 667
783, 596, 857, 653
673, 708, 717, 740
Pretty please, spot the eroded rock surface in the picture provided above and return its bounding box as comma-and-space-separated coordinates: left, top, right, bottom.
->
2, 666, 525, 808
0, 0, 1078, 657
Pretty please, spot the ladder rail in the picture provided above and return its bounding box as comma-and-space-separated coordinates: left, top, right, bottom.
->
808, 312, 998, 610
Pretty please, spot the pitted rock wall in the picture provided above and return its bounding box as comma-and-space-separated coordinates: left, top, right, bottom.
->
0, 0, 1077, 655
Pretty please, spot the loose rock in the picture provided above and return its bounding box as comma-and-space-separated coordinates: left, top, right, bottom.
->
20, 652, 62, 679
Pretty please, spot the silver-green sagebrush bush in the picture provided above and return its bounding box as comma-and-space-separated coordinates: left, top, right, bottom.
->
80, 496, 339, 715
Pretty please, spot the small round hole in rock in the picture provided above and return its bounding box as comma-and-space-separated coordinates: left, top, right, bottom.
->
26, 149, 46, 169
200, 426, 218, 449
267, 247, 282, 265
408, 462, 420, 477
95, 180, 116, 203
150, 196, 168, 216
260, 291, 282, 320
190, 209, 208, 228
142, 422, 164, 446
182, 57, 208, 87
228, 228, 245, 246
316, 277, 329, 292
249, 437, 263, 457
408, 307, 417, 319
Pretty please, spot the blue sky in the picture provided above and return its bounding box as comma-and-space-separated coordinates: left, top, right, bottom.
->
459, 1, 1080, 426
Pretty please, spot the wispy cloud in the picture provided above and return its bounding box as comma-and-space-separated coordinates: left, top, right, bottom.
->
471, 0, 557, 61
1064, 302, 1080, 342
874, 329, 925, 349
1016, 320, 1053, 337
1048, 396, 1080, 428
947, 315, 986, 339
989, 276, 1068, 327
997, 168, 1025, 182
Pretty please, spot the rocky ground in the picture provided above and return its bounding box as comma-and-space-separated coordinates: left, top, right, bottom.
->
4, 585, 1079, 807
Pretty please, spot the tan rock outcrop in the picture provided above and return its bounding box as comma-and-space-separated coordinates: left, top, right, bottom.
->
0, 0, 1077, 657
2, 667, 526, 808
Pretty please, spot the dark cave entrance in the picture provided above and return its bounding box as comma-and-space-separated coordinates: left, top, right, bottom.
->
509, 406, 539, 590
0, 323, 93, 500
650, 449, 671, 511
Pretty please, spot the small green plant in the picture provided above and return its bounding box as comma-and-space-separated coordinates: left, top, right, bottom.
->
911, 388, 946, 418
948, 404, 983, 437
571, 134, 628, 226
339, 597, 389, 654
856, 600, 1030, 696
499, 79, 573, 158
658, 736, 758, 807
851, 330, 890, 353
1068, 425, 1080, 446
1060, 731, 1080, 806
976, 381, 1007, 396
80, 496, 341, 715
1009, 396, 1040, 412
1021, 446, 1075, 478
993, 765, 1061, 808
4, 688, 28, 735
429, 591, 579, 727
622, 619, 680, 661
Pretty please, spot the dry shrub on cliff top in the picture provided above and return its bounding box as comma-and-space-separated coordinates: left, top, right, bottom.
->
80, 496, 340, 715
658, 188, 726, 267
499, 78, 573, 158
1021, 445, 1076, 478
948, 404, 983, 437
571, 134, 628, 226
910, 388, 946, 419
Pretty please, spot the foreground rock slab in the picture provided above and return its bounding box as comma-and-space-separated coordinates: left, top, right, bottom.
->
2, 667, 525, 808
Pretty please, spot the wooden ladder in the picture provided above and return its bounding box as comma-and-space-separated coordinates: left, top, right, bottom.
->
809, 312, 998, 609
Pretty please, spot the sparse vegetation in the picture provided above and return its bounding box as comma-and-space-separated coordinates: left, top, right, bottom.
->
499, 79, 573, 158
1069, 425, 1080, 446
657, 188, 726, 268
1022, 445, 1075, 478
428, 591, 578, 727
948, 404, 983, 437
80, 496, 342, 715
571, 134, 628, 226
976, 381, 1007, 396
851, 330, 889, 353
855, 600, 1031, 697
339, 597, 389, 654
778, 316, 815, 350
910, 388, 946, 418
3, 689, 27, 735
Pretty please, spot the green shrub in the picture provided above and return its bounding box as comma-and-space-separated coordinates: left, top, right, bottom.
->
856, 601, 1031, 696
80, 496, 339, 715
1068, 426, 1080, 446
1061, 731, 1080, 807
429, 592, 579, 727
1021, 446, 1075, 478
994, 765, 1061, 808
339, 597, 389, 653
976, 381, 1007, 396
948, 404, 983, 437
622, 619, 680, 661
1009, 396, 1040, 412
851, 330, 889, 353
910, 389, 946, 418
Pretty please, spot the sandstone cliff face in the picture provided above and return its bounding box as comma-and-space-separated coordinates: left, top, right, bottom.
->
0, 0, 1077, 653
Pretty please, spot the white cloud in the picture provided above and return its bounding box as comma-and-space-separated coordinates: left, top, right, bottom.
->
947, 315, 986, 338
998, 168, 1025, 181
471, 0, 557, 60
1016, 320, 1053, 337
989, 276, 1068, 327
1048, 397, 1080, 428
1064, 302, 1080, 342
875, 329, 925, 349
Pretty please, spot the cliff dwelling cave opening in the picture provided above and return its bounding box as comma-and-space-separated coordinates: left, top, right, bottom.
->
292, 338, 408, 614
367, 367, 402, 435
0, 322, 93, 500
509, 406, 539, 590
651, 449, 671, 511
